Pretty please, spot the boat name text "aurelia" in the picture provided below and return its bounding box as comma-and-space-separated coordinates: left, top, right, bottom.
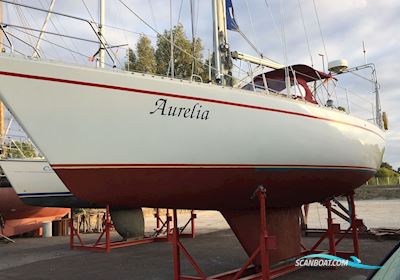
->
150, 98, 210, 120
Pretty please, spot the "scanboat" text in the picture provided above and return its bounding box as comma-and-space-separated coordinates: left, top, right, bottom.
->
149, 98, 210, 120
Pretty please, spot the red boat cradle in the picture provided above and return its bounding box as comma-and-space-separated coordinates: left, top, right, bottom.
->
306, 192, 364, 259
154, 209, 196, 240
69, 206, 196, 253
170, 187, 362, 280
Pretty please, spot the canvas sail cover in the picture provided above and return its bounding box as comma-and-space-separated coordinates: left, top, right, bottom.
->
226, 0, 239, 31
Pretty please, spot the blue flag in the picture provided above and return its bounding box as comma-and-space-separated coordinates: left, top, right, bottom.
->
226, 0, 239, 31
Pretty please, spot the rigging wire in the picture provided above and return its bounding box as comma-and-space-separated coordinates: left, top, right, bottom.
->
49, 16, 80, 63
26, 0, 60, 60
190, 0, 196, 77
4, 3, 11, 34
177, 0, 184, 24
232, 1, 281, 66
13, 2, 36, 47
116, 0, 237, 82
103, 24, 154, 38
244, 0, 260, 54
8, 26, 116, 67
38, 0, 80, 63
148, 0, 158, 31
169, 0, 174, 78
297, 0, 313, 66
81, 0, 96, 23
279, 0, 290, 96
312, 0, 329, 64
83, 0, 123, 68
263, 0, 284, 49
195, 0, 200, 36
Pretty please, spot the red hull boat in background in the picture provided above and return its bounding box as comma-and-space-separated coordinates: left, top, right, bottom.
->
0, 180, 69, 237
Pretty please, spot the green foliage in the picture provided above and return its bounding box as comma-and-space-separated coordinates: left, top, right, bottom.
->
135, 36, 157, 73
123, 25, 216, 83
381, 162, 393, 170
125, 48, 137, 71
374, 162, 399, 178
155, 24, 205, 79
7, 141, 37, 158
375, 167, 399, 178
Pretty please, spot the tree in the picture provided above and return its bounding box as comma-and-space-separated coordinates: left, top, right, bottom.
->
125, 48, 137, 71
155, 24, 205, 79
381, 162, 393, 170
7, 141, 37, 158
135, 36, 156, 74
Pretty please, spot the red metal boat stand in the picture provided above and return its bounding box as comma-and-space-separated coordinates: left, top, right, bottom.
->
153, 208, 172, 240
307, 192, 363, 259
70, 206, 196, 253
170, 189, 364, 280
171, 186, 298, 280
153, 209, 196, 240
70, 205, 156, 252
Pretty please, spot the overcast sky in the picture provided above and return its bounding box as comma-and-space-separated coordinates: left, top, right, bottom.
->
2, 0, 399, 169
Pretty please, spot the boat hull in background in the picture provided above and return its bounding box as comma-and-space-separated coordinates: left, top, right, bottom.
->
0, 159, 98, 208
0, 187, 69, 237
0, 55, 385, 210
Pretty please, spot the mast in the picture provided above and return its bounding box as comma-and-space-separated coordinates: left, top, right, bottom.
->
32, 0, 56, 58
98, 0, 105, 68
212, 0, 221, 82
212, 0, 231, 85
190, 0, 195, 78
0, 2, 4, 146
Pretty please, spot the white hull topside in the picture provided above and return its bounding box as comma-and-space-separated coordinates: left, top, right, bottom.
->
0, 159, 70, 198
0, 54, 385, 172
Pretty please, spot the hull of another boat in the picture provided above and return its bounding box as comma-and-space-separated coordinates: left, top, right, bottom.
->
0, 159, 98, 208
0, 55, 385, 210
0, 188, 69, 237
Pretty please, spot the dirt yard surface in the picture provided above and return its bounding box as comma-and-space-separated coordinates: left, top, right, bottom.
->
1, 204, 399, 280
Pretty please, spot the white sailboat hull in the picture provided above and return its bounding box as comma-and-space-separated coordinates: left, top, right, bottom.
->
0, 54, 385, 209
